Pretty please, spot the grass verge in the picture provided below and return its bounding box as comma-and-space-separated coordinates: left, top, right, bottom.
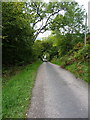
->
65, 62, 88, 82
51, 43, 89, 83
2, 61, 42, 118
51, 59, 88, 83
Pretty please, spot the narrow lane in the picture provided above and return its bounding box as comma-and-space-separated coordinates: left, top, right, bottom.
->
27, 62, 88, 118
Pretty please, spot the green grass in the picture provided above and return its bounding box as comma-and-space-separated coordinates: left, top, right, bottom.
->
65, 62, 88, 82
51, 58, 61, 66
51, 59, 88, 83
2, 61, 42, 118
3, 65, 25, 85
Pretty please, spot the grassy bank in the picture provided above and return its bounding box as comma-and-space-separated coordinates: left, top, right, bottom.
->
2, 61, 42, 118
65, 62, 88, 82
51, 44, 89, 83
52, 59, 88, 82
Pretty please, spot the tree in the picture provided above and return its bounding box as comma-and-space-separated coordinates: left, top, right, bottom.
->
50, 2, 85, 34
32, 40, 44, 60
2, 2, 86, 66
25, 2, 76, 39
2, 2, 34, 66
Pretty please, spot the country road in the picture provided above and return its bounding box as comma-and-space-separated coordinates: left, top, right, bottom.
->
27, 62, 88, 118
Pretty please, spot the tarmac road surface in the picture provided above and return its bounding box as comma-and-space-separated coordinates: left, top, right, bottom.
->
27, 62, 88, 118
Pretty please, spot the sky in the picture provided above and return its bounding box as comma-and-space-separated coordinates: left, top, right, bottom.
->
37, 0, 90, 40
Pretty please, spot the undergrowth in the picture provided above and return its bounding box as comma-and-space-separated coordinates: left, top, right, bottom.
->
51, 43, 89, 83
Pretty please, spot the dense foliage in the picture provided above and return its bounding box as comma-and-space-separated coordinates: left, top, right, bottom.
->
2, 2, 34, 66
2, 2, 88, 68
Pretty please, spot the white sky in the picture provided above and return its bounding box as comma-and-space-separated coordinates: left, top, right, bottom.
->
37, 0, 90, 40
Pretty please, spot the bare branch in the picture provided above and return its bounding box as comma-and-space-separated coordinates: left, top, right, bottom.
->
34, 9, 62, 39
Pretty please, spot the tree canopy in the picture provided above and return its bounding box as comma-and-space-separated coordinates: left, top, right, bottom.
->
2, 1, 87, 66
